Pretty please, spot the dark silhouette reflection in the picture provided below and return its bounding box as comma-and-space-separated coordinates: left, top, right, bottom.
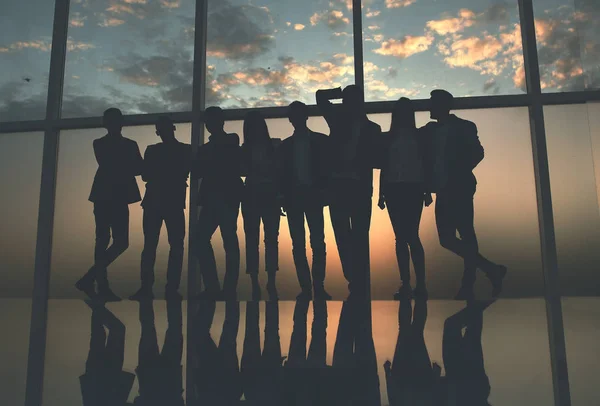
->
191, 301, 242, 405
193, 106, 243, 300
280, 101, 331, 301
76, 108, 143, 302
283, 299, 330, 405
439, 301, 495, 406
134, 300, 184, 406
423, 90, 506, 300
80, 300, 135, 406
316, 86, 382, 298
332, 299, 381, 406
241, 301, 284, 405
385, 298, 438, 406
131, 116, 192, 301
241, 111, 283, 301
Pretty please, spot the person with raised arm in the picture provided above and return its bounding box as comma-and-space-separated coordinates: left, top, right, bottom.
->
316, 85, 381, 298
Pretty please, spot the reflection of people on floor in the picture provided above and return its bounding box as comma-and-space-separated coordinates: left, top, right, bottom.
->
193, 106, 243, 300
332, 300, 381, 406
130, 116, 192, 301
422, 90, 506, 300
80, 300, 135, 406
283, 299, 330, 405
317, 86, 382, 298
241, 111, 283, 301
133, 299, 184, 406
439, 300, 495, 406
385, 298, 438, 406
241, 301, 285, 405
76, 107, 143, 302
192, 300, 242, 405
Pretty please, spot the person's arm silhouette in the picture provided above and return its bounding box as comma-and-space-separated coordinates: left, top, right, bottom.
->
316, 87, 343, 132
131, 141, 143, 176
465, 121, 484, 170
141, 146, 156, 183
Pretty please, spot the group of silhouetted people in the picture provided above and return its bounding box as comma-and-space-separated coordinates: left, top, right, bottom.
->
75, 85, 507, 303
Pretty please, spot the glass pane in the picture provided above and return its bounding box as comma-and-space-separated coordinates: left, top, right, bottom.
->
206, 0, 354, 108
0, 0, 55, 121
362, 0, 525, 102
533, 0, 600, 92
545, 103, 600, 405
62, 0, 196, 118
209, 107, 542, 301
0, 132, 43, 405
50, 124, 192, 298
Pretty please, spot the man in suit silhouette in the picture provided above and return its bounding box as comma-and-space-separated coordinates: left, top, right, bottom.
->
130, 116, 191, 301
193, 107, 243, 300
76, 108, 143, 302
279, 101, 332, 300
424, 90, 507, 300
316, 85, 382, 298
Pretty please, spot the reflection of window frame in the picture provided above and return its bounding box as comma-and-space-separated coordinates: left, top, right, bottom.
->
1, 1, 600, 406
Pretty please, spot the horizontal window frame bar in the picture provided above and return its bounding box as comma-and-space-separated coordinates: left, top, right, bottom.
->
2, 89, 600, 134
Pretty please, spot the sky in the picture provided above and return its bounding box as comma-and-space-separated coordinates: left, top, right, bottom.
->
0, 0, 599, 120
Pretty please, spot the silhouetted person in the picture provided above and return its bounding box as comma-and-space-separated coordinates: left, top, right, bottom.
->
193, 107, 243, 300
378, 98, 433, 300
316, 85, 381, 298
332, 299, 381, 406
282, 299, 330, 405
384, 298, 439, 406
241, 301, 284, 405
241, 111, 283, 301
80, 300, 135, 406
423, 90, 506, 300
279, 101, 331, 300
440, 301, 494, 406
76, 108, 143, 302
133, 299, 184, 406
192, 300, 242, 405
130, 116, 191, 301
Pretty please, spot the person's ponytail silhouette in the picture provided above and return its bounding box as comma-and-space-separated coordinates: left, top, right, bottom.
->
79, 300, 135, 406
378, 98, 432, 300
76, 108, 143, 302
241, 111, 283, 301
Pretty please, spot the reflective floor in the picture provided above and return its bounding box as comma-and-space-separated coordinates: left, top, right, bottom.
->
4, 298, 600, 405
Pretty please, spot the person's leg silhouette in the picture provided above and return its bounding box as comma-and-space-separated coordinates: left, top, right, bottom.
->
287, 208, 313, 299
195, 204, 221, 299
219, 202, 240, 299
164, 209, 185, 299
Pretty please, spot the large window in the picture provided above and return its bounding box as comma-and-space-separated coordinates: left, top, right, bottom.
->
206, 0, 355, 108
362, 0, 525, 101
0, 132, 44, 406
534, 0, 600, 93
0, 0, 55, 121
61, 0, 196, 118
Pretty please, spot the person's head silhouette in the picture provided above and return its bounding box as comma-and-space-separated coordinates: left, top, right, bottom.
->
430, 89, 454, 121
342, 84, 364, 116
288, 101, 309, 130
390, 97, 416, 133
243, 110, 270, 146
155, 115, 176, 142
204, 106, 225, 135
103, 108, 124, 135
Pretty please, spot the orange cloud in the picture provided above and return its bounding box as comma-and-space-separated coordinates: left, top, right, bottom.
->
294, 24, 305, 31
374, 35, 433, 59
99, 17, 125, 27
366, 10, 381, 18
367, 78, 420, 98
426, 8, 476, 35
386, 0, 416, 9
161, 0, 181, 8
69, 12, 87, 27
443, 35, 503, 73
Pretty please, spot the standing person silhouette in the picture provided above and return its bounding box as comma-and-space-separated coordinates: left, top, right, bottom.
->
76, 107, 143, 302
378, 98, 433, 301
193, 106, 243, 300
241, 111, 283, 301
130, 116, 191, 302
279, 101, 332, 300
424, 90, 507, 300
316, 85, 381, 298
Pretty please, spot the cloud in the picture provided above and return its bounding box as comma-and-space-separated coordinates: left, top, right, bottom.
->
1, 40, 51, 52
207, 0, 275, 60
294, 24, 305, 31
366, 78, 420, 99
311, 10, 351, 29
161, 0, 180, 8
385, 0, 416, 9
387, 67, 399, 78
69, 12, 87, 27
483, 77, 500, 93
368, 25, 381, 31
374, 35, 434, 59
443, 35, 504, 74
99, 16, 125, 27
365, 10, 381, 18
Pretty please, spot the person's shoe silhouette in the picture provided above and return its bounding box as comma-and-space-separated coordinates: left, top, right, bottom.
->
454, 285, 475, 301
267, 280, 278, 301
251, 283, 262, 301
488, 265, 508, 297
296, 289, 312, 301
75, 277, 96, 298
129, 288, 154, 302
165, 289, 183, 301
413, 285, 429, 301
194, 289, 223, 301
314, 287, 332, 301
98, 287, 122, 303
393, 284, 413, 301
